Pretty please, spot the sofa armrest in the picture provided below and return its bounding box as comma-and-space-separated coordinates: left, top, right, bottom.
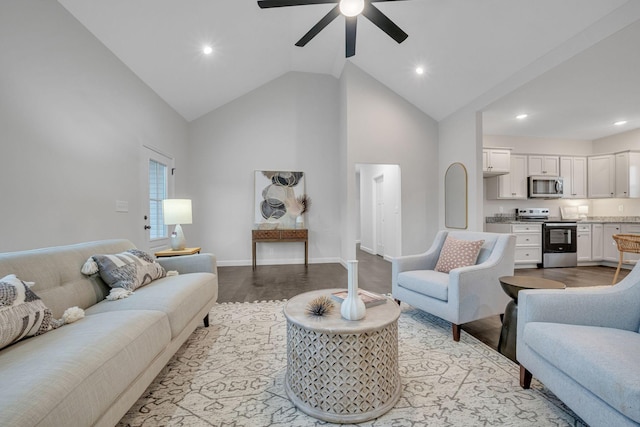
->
156, 253, 218, 275
518, 285, 640, 333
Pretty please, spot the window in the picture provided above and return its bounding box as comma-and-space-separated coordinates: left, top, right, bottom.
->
149, 159, 168, 239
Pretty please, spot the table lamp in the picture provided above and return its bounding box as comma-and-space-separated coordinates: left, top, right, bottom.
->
163, 199, 192, 250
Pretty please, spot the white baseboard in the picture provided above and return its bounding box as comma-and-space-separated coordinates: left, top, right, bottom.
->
359, 245, 375, 255
216, 257, 341, 267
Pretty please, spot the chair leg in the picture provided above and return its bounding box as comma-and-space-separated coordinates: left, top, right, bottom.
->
520, 365, 532, 389
613, 252, 623, 284
452, 323, 461, 342
203, 313, 210, 327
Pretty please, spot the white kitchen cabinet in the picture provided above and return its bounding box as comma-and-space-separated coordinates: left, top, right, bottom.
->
577, 224, 591, 262
487, 223, 541, 266
591, 223, 603, 261
483, 149, 511, 177
528, 155, 559, 176
603, 223, 621, 261
615, 151, 640, 198
588, 154, 615, 198
560, 156, 587, 199
485, 154, 527, 199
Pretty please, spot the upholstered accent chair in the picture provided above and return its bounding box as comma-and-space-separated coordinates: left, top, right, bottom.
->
392, 230, 516, 341
517, 262, 640, 426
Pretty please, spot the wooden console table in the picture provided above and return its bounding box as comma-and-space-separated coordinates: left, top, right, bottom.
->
252, 229, 308, 270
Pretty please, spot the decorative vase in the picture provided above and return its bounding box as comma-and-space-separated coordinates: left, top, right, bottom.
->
296, 215, 304, 229
341, 260, 366, 321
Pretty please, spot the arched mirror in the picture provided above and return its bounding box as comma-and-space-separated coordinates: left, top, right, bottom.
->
445, 162, 468, 229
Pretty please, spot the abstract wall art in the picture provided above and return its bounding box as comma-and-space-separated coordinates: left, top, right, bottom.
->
254, 171, 307, 229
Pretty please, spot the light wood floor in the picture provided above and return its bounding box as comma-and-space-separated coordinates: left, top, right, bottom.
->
217, 250, 629, 350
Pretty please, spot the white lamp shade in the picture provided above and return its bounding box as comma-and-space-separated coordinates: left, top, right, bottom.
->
163, 199, 192, 225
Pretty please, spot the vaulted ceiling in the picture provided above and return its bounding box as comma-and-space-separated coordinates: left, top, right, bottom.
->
58, 0, 640, 140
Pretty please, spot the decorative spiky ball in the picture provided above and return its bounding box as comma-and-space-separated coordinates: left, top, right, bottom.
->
306, 295, 334, 317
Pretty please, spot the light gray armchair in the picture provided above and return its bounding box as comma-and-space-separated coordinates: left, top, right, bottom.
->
517, 262, 640, 426
392, 230, 516, 341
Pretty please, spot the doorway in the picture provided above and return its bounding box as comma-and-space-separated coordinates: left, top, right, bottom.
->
356, 163, 401, 260
141, 145, 174, 253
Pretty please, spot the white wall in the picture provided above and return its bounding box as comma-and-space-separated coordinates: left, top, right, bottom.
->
484, 135, 593, 155
340, 63, 439, 260
358, 164, 401, 259
592, 128, 640, 153
439, 110, 484, 231
0, 0, 188, 252
188, 72, 341, 265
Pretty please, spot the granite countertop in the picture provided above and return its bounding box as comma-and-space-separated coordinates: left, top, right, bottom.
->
486, 215, 640, 224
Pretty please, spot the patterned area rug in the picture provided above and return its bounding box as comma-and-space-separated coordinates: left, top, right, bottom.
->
118, 300, 585, 426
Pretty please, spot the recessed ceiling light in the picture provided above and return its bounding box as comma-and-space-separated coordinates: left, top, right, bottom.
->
516, 114, 528, 120
614, 120, 627, 126
415, 67, 425, 75
202, 45, 213, 55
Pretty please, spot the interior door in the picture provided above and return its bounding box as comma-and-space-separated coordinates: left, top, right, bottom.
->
141, 146, 174, 253
374, 175, 384, 256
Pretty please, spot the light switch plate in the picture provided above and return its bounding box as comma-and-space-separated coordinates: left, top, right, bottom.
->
116, 200, 129, 213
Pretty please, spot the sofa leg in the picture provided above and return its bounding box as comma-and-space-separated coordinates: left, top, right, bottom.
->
520, 365, 532, 389
452, 324, 461, 342
203, 313, 210, 327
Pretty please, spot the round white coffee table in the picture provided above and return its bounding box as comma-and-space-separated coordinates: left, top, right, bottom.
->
283, 289, 401, 424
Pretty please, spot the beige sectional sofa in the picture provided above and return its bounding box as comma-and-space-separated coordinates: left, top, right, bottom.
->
0, 239, 218, 427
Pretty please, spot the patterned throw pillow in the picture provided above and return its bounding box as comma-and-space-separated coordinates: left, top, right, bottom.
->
91, 249, 166, 291
434, 236, 485, 273
0, 274, 59, 350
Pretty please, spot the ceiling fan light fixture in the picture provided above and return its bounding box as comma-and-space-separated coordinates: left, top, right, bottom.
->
339, 0, 365, 17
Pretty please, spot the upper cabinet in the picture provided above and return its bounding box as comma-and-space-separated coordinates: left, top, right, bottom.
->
483, 148, 511, 177
588, 151, 640, 198
486, 154, 528, 199
615, 151, 640, 198
560, 156, 587, 199
528, 155, 560, 176
588, 154, 615, 198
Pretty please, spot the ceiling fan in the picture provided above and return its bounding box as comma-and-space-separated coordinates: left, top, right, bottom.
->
257, 0, 409, 58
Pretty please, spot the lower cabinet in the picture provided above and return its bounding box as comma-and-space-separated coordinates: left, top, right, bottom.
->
603, 224, 621, 262
486, 223, 541, 267
577, 224, 591, 262
591, 224, 603, 261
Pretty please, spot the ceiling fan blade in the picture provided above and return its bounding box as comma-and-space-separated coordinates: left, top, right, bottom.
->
345, 16, 357, 58
362, 3, 408, 44
258, 0, 337, 8
295, 5, 340, 47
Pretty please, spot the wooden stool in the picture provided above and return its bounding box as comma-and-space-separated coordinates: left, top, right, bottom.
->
612, 234, 640, 284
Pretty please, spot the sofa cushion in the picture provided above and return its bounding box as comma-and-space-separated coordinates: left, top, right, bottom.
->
0, 309, 170, 427
523, 322, 640, 422
85, 272, 216, 338
91, 249, 166, 291
0, 274, 59, 350
397, 270, 449, 301
435, 236, 484, 273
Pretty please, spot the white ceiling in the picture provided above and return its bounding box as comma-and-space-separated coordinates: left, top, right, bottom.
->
58, 0, 640, 140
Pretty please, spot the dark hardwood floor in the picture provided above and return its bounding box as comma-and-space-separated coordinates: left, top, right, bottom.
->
217, 250, 629, 350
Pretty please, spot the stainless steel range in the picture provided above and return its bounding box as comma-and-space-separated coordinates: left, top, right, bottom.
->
516, 208, 578, 268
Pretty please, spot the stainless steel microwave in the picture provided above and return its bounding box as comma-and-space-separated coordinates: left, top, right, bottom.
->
528, 176, 563, 198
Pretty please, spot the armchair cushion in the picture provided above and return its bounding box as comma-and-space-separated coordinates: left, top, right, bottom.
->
397, 270, 449, 301
524, 322, 640, 422
435, 236, 484, 273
